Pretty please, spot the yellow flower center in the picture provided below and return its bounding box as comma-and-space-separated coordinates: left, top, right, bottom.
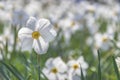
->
71, 21, 75, 27
54, 23, 58, 29
73, 64, 79, 70
88, 9, 95, 13
51, 67, 58, 74
32, 31, 40, 39
102, 37, 108, 42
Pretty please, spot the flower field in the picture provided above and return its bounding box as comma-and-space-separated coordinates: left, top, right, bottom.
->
0, 0, 120, 80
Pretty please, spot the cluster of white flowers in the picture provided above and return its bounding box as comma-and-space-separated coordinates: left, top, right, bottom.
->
42, 56, 88, 80
0, 0, 119, 67
0, 0, 119, 59
0, 0, 119, 80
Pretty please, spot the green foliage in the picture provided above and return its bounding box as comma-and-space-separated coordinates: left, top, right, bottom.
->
112, 56, 120, 80
0, 61, 25, 80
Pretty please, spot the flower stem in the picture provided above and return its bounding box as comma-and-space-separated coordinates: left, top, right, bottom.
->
98, 50, 101, 80
13, 26, 17, 52
37, 54, 40, 80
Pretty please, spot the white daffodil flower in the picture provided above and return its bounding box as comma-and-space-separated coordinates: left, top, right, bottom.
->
67, 56, 88, 80
94, 29, 114, 51
42, 57, 67, 80
18, 17, 57, 54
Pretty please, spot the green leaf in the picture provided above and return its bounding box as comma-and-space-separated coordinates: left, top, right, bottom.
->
10, 64, 25, 79
98, 50, 101, 80
39, 68, 48, 80
80, 65, 85, 80
26, 74, 32, 80
0, 61, 25, 80
112, 56, 120, 80
0, 66, 10, 80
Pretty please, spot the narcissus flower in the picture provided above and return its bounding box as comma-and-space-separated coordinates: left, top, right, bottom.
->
18, 17, 57, 54
67, 56, 88, 80
42, 57, 67, 80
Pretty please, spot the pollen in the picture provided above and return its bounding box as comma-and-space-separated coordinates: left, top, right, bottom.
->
51, 67, 58, 74
73, 64, 79, 70
32, 31, 40, 39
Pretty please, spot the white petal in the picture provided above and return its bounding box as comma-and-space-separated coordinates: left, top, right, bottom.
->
67, 60, 76, 67
77, 56, 88, 69
26, 17, 37, 30
53, 57, 67, 73
75, 69, 81, 75
72, 75, 80, 80
18, 28, 33, 40
21, 37, 33, 51
36, 18, 52, 31
77, 56, 84, 62
40, 28, 57, 42
45, 58, 54, 69
33, 37, 49, 54
42, 68, 56, 80
57, 73, 67, 80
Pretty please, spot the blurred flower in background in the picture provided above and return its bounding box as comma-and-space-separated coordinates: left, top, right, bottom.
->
42, 57, 67, 80
67, 56, 88, 80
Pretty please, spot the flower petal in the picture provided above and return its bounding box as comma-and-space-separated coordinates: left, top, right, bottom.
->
40, 28, 57, 42
21, 37, 33, 51
18, 28, 33, 40
53, 57, 67, 73
42, 68, 56, 80
67, 60, 76, 67
26, 17, 37, 30
45, 58, 54, 69
36, 18, 52, 31
33, 37, 49, 54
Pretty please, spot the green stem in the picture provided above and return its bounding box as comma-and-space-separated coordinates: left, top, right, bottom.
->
80, 64, 85, 80
98, 50, 101, 80
37, 54, 40, 80
13, 27, 17, 52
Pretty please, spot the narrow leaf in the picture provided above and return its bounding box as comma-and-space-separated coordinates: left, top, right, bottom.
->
10, 64, 25, 79
26, 74, 32, 80
112, 56, 120, 80
0, 66, 10, 80
0, 61, 25, 80
80, 65, 85, 80
39, 68, 48, 80
98, 50, 101, 80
